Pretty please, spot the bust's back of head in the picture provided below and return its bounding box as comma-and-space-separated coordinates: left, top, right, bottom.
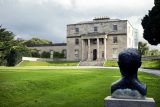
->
118, 48, 141, 76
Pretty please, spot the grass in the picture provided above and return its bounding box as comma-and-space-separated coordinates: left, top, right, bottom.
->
18, 61, 79, 66
104, 60, 118, 67
104, 60, 160, 69
141, 60, 160, 69
0, 68, 160, 107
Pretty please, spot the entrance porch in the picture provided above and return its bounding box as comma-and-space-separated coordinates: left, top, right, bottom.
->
81, 34, 107, 61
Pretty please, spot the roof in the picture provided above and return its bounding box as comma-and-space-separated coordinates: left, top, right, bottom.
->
67, 18, 127, 26
27, 43, 67, 47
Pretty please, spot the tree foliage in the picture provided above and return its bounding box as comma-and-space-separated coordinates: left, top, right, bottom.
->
0, 26, 14, 65
141, 0, 160, 45
7, 46, 31, 66
41, 51, 50, 58
23, 38, 52, 46
138, 42, 149, 55
30, 49, 40, 58
53, 52, 65, 58
0, 26, 32, 66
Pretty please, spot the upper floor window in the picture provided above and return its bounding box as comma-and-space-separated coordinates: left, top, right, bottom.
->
113, 36, 118, 43
75, 28, 79, 33
94, 27, 98, 32
75, 39, 79, 45
113, 25, 118, 31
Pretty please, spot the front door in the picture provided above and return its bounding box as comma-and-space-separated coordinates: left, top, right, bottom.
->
93, 49, 97, 60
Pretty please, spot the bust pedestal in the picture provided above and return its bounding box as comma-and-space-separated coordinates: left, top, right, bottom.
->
104, 96, 156, 107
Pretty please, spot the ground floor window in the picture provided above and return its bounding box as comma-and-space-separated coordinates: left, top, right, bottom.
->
75, 49, 79, 57
112, 48, 118, 58
102, 51, 104, 58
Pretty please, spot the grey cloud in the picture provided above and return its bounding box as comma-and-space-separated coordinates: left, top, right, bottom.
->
0, 0, 157, 47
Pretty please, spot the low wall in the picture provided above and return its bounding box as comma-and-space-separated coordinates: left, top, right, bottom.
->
22, 57, 67, 62
142, 56, 160, 60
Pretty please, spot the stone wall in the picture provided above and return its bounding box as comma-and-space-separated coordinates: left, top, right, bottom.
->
67, 20, 127, 37
29, 45, 67, 53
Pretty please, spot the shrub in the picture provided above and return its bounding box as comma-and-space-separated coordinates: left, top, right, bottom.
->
41, 51, 50, 58
53, 52, 65, 58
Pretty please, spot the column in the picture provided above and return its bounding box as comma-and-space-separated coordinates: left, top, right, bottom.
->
97, 38, 100, 60
88, 39, 91, 61
104, 38, 107, 60
81, 39, 84, 61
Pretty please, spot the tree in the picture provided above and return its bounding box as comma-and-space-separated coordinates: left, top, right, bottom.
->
23, 38, 52, 46
7, 46, 31, 66
0, 26, 14, 65
148, 49, 160, 56
0, 26, 32, 66
138, 42, 149, 55
141, 0, 160, 45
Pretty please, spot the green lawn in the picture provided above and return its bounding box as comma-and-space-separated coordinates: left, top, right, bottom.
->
0, 68, 160, 107
141, 60, 160, 69
18, 61, 79, 66
104, 60, 160, 69
104, 60, 118, 67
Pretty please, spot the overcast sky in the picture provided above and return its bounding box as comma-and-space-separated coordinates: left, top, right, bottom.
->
0, 0, 159, 49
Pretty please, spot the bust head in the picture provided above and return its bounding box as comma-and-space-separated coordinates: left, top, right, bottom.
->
111, 48, 147, 98
118, 48, 141, 77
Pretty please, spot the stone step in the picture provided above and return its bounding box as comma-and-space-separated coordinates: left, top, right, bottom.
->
79, 61, 104, 66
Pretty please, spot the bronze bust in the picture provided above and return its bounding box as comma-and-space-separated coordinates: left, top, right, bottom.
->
111, 48, 147, 99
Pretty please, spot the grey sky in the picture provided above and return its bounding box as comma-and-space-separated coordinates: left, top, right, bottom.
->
0, 0, 159, 49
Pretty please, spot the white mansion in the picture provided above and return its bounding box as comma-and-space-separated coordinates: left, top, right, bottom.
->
29, 17, 138, 61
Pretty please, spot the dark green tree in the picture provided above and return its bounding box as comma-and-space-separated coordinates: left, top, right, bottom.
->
0, 26, 32, 66
0, 26, 14, 65
141, 0, 160, 45
7, 46, 31, 66
138, 42, 149, 55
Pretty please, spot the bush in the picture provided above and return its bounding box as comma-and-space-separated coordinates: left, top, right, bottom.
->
41, 51, 50, 58
30, 49, 40, 58
53, 52, 65, 58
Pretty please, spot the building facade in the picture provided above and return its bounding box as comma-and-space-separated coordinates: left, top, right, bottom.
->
67, 17, 138, 61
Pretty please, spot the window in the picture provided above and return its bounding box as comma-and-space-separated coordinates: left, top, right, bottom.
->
75, 49, 79, 58
100, 38, 104, 44
113, 36, 118, 43
113, 48, 118, 54
94, 27, 98, 32
62, 49, 67, 58
102, 51, 104, 58
75, 28, 79, 33
113, 25, 118, 31
92, 39, 97, 44
112, 48, 118, 58
75, 39, 79, 45
75, 49, 79, 55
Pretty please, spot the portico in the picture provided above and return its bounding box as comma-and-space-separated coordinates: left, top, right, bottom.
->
81, 33, 107, 61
